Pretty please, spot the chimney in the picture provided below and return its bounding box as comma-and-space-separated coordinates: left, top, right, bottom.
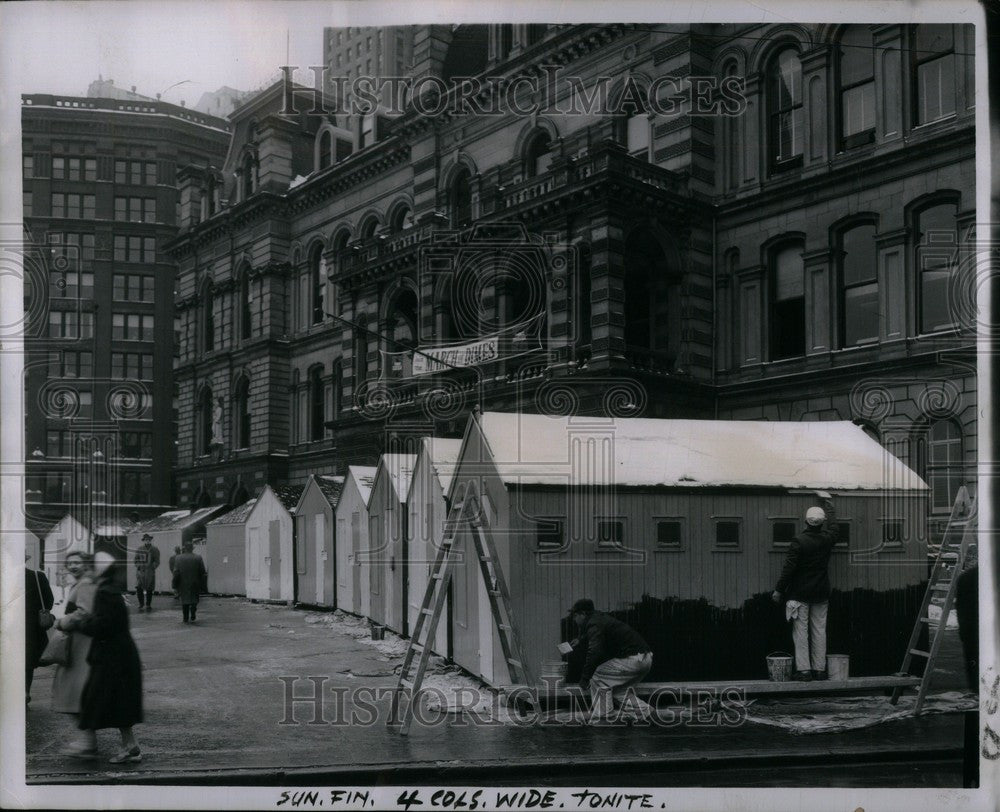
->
131, 85, 136, 93
255, 115, 301, 192
176, 165, 207, 229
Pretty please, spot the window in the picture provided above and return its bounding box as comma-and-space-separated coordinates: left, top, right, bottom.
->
48, 311, 78, 338
23, 155, 33, 179
839, 27, 876, 147
201, 281, 215, 351
113, 312, 154, 341
121, 431, 153, 459
914, 25, 957, 125
111, 352, 153, 380
66, 158, 81, 181
624, 230, 681, 360
144, 237, 156, 263
331, 360, 343, 420
309, 244, 326, 325
715, 519, 741, 549
386, 288, 418, 378
354, 323, 369, 388
834, 521, 850, 549
234, 378, 251, 450
615, 81, 650, 159
497, 24, 513, 60
145, 161, 157, 186
240, 271, 253, 340
83, 195, 95, 219
450, 168, 472, 228
80, 311, 93, 338
770, 242, 805, 360
915, 202, 959, 333
120, 471, 151, 504
48, 350, 93, 378
360, 115, 375, 149
115, 160, 127, 184
51, 194, 65, 218
771, 520, 798, 547
655, 519, 683, 549
85, 159, 97, 181
923, 419, 964, 512
525, 132, 553, 177
113, 274, 154, 302
115, 197, 127, 220
839, 223, 879, 346
53, 157, 65, 179
768, 47, 803, 168
596, 519, 624, 549
143, 198, 155, 223
76, 391, 93, 419
535, 518, 565, 550
47, 430, 71, 458
309, 366, 325, 441
23, 191, 32, 217
198, 388, 214, 456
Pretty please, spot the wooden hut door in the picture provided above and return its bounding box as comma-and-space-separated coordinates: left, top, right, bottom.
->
315, 513, 325, 604
268, 520, 281, 599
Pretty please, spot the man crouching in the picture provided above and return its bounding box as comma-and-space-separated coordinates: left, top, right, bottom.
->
570, 598, 653, 723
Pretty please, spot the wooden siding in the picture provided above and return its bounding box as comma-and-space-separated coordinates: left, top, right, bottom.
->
367, 471, 408, 635
295, 480, 336, 607
334, 474, 371, 617
245, 487, 294, 601
206, 524, 247, 595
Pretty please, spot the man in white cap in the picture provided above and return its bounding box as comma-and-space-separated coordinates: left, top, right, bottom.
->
772, 496, 838, 681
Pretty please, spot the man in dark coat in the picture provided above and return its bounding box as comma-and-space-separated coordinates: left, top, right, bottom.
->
772, 496, 839, 680
134, 534, 160, 612
168, 545, 181, 602
173, 541, 207, 624
25, 561, 54, 704
571, 598, 653, 722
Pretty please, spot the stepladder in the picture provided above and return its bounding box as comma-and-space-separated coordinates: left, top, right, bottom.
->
891, 482, 977, 713
387, 481, 535, 735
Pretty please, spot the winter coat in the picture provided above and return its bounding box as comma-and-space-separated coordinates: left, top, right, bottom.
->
577, 611, 651, 683
173, 552, 207, 605
72, 576, 143, 730
51, 575, 97, 713
775, 523, 840, 603
25, 567, 54, 671
135, 544, 160, 591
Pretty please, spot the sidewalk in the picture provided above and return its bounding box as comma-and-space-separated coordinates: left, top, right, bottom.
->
25, 596, 972, 786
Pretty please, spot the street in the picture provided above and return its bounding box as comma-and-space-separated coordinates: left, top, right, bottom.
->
26, 596, 972, 786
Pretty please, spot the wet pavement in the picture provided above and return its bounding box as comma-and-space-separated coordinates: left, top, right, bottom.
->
25, 596, 974, 786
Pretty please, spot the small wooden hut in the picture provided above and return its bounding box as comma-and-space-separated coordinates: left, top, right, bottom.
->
205, 499, 257, 595
245, 484, 303, 603
294, 475, 345, 607
367, 453, 417, 636
334, 466, 377, 618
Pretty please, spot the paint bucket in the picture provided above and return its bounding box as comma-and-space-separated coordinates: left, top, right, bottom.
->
827, 654, 850, 681
539, 659, 567, 687
370, 622, 385, 641
766, 652, 794, 682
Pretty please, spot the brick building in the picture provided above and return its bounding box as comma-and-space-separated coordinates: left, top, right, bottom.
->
22, 92, 230, 523
168, 23, 976, 539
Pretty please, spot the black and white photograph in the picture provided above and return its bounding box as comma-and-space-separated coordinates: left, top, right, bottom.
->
1, 1, 998, 809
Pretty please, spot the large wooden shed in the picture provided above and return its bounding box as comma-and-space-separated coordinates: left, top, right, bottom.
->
334, 466, 377, 618
294, 475, 345, 608
205, 499, 257, 596
126, 506, 229, 594
245, 484, 303, 603
447, 411, 931, 686
368, 453, 417, 636
407, 437, 463, 657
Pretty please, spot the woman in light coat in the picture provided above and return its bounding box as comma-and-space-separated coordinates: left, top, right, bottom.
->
51, 552, 98, 723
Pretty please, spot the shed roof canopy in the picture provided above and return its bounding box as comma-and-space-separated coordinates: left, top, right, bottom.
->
472, 412, 929, 491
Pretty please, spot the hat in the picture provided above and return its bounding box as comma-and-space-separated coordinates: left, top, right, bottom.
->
142, 534, 153, 542
94, 551, 115, 576
569, 598, 595, 615
805, 506, 826, 526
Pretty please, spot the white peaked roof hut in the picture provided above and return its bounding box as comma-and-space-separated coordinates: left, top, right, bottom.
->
334, 466, 378, 617
368, 453, 417, 635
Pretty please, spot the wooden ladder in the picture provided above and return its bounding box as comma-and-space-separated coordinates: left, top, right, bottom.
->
388, 487, 535, 735
890, 482, 977, 713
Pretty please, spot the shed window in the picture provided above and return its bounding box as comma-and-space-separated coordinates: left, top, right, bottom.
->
535, 518, 565, 551
881, 519, 904, 548
771, 520, 797, 547
835, 521, 851, 548
655, 520, 683, 549
715, 519, 741, 549
596, 519, 624, 549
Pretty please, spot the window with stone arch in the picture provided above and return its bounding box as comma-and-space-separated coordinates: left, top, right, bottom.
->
385, 287, 419, 379
767, 45, 804, 170
913, 198, 960, 334
623, 229, 681, 362
197, 386, 213, 457
233, 377, 251, 450
768, 239, 806, 360
915, 418, 965, 513
613, 79, 651, 160
838, 26, 876, 148
239, 266, 253, 341
836, 218, 879, 347
330, 359, 343, 421
390, 203, 414, 232
200, 277, 215, 353
449, 167, 473, 228
524, 130, 554, 178
309, 365, 325, 442
309, 242, 327, 325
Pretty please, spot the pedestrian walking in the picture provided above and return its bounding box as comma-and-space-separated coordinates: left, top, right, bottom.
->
168, 545, 181, 602
134, 534, 160, 612
26, 557, 55, 705
570, 598, 653, 723
51, 552, 98, 731
772, 496, 839, 681
173, 541, 207, 624
57, 551, 143, 763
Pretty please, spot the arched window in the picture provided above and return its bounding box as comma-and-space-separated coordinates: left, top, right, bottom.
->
233, 378, 251, 450
450, 168, 472, 227
623, 230, 681, 359
201, 279, 215, 352
839, 27, 876, 148
331, 359, 343, 421
615, 81, 650, 160
359, 217, 379, 241
914, 201, 959, 334
240, 269, 253, 341
525, 132, 553, 177
391, 205, 414, 232
769, 241, 805, 359
913, 25, 957, 125
837, 222, 878, 346
329, 231, 349, 310
290, 368, 300, 443
318, 130, 333, 170
309, 366, 325, 441
917, 419, 965, 513
309, 243, 326, 325
386, 288, 418, 378
230, 482, 250, 507
197, 387, 213, 456
722, 61, 741, 188
768, 47, 803, 169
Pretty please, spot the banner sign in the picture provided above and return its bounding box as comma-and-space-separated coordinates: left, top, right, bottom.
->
411, 336, 500, 376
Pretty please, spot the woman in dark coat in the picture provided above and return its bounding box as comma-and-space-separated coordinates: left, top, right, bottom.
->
57, 551, 143, 763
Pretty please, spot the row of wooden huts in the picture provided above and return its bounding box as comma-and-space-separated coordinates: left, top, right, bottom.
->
32, 412, 931, 684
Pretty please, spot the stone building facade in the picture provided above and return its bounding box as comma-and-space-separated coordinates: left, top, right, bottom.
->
168, 23, 977, 535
